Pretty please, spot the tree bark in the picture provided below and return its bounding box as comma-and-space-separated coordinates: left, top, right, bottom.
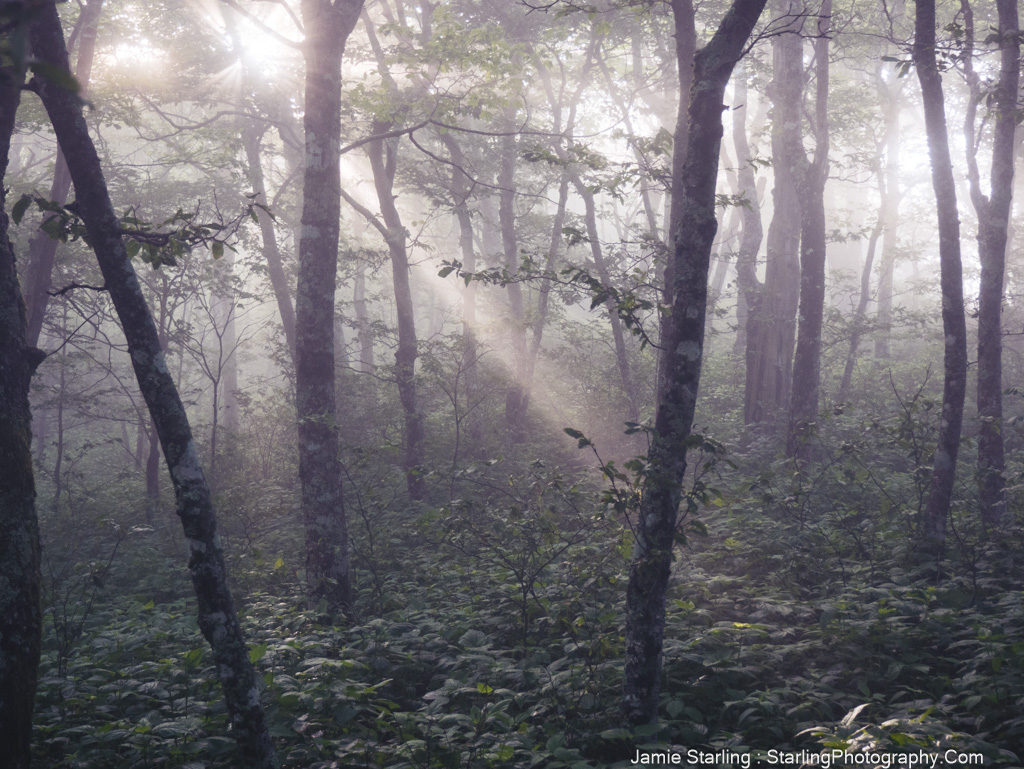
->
295, 0, 363, 611
0, 57, 45, 769
365, 122, 426, 500
912, 0, 968, 555
498, 127, 530, 441
743, 1, 802, 427
786, 0, 832, 460
241, 122, 298, 361
731, 63, 765, 357
23, 0, 103, 349
962, 0, 1017, 527
28, 7, 280, 766
624, 0, 767, 725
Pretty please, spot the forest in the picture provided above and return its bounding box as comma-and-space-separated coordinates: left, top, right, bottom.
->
2, 0, 1024, 766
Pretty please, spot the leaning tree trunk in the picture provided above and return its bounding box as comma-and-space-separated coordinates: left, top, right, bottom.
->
28, 7, 279, 766
624, 0, 767, 725
295, 0, 364, 613
23, 0, 103, 349
0, 57, 46, 769
962, 0, 1018, 527
912, 0, 967, 556
786, 0, 832, 460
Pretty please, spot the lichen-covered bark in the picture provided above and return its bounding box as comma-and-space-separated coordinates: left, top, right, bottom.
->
28, 7, 279, 766
912, 0, 967, 554
0, 58, 45, 769
623, 0, 767, 725
962, 0, 1017, 527
295, 0, 363, 611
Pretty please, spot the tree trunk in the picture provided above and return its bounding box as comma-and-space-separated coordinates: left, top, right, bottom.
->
912, 0, 968, 555
873, 73, 906, 359
23, 0, 103, 349
296, 0, 363, 612
442, 134, 483, 451
786, 0, 832, 460
962, 0, 1018, 527
498, 128, 530, 441
0, 57, 46, 769
366, 122, 426, 500
242, 122, 297, 361
731, 63, 765, 357
28, 8, 280, 766
744, 1, 802, 427
571, 175, 641, 424
624, 0, 767, 725
838, 215, 883, 399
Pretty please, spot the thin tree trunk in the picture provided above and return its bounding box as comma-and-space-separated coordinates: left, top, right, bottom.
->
571, 176, 641, 423
442, 134, 483, 450
912, 0, 968, 555
744, 1, 802, 426
731, 63, 764, 357
366, 123, 426, 500
787, 0, 832, 460
498, 127, 530, 440
873, 75, 905, 359
241, 122, 297, 360
0, 57, 46, 769
23, 0, 103, 349
624, 0, 767, 725
962, 0, 1017, 527
28, 8, 280, 765
838, 215, 883, 399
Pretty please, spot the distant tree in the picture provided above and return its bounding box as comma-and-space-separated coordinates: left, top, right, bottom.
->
27, 5, 279, 765
786, 0, 832, 459
962, 0, 1018, 527
623, 0, 767, 725
0, 40, 45, 769
912, 0, 966, 554
743, 0, 801, 427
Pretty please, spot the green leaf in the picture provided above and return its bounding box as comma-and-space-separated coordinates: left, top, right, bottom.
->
249, 643, 268, 663
11, 194, 31, 225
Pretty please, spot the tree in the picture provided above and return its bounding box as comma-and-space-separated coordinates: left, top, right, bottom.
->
911, 0, 967, 555
294, 0, 364, 611
27, 5, 279, 765
623, 0, 767, 725
0, 37, 45, 769
962, 0, 1018, 527
786, 0, 832, 459
743, 0, 801, 427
